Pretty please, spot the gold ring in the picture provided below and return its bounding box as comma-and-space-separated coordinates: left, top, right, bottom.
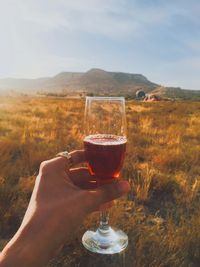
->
56, 151, 73, 168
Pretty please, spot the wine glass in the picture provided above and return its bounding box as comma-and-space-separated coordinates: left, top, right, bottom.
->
82, 96, 128, 254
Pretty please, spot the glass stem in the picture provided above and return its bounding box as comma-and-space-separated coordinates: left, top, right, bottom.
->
98, 210, 110, 234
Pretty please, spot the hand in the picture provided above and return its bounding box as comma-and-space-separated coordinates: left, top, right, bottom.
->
0, 150, 130, 267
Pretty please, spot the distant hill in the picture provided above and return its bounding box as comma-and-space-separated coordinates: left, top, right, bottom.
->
0, 68, 157, 95
151, 86, 200, 100
0, 68, 199, 99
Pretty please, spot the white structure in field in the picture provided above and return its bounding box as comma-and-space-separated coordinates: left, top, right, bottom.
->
136, 89, 146, 100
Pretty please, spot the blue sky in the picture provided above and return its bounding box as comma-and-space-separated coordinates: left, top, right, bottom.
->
0, 0, 200, 89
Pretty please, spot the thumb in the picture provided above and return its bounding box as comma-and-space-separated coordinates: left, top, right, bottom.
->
88, 180, 130, 211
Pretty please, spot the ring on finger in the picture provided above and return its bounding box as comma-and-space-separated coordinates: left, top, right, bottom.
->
56, 151, 73, 168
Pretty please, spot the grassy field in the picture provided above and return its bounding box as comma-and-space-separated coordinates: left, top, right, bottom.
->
0, 96, 200, 267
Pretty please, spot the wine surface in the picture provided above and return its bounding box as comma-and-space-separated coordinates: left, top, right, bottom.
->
84, 134, 126, 184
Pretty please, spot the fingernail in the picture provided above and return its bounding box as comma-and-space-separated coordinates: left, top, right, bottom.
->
117, 181, 130, 194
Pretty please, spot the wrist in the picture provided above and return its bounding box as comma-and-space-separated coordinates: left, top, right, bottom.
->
0, 227, 46, 267
0, 210, 56, 267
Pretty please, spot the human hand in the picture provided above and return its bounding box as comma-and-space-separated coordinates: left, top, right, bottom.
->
0, 150, 130, 267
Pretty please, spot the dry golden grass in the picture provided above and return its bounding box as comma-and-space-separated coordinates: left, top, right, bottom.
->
0, 96, 200, 267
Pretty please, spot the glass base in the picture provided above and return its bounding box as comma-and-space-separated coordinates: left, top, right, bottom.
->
82, 226, 128, 254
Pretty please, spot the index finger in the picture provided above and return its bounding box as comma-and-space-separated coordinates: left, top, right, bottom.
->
39, 150, 86, 175
55, 149, 86, 170
69, 150, 85, 167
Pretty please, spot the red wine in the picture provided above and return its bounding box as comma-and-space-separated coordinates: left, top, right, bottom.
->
84, 134, 126, 184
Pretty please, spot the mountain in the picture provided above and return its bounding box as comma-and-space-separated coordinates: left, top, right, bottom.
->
0, 68, 157, 95
0, 68, 199, 99
151, 86, 200, 100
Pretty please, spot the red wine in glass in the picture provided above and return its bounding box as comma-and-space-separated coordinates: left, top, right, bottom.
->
84, 134, 126, 185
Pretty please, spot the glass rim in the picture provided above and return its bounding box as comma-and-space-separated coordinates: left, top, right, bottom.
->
86, 96, 125, 101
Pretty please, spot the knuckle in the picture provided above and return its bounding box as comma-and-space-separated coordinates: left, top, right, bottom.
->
39, 160, 50, 173
40, 160, 47, 169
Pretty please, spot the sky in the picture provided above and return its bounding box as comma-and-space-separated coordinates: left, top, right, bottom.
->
0, 0, 200, 89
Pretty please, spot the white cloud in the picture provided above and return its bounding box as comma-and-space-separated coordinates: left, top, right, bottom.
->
15, 0, 137, 37
9, 0, 179, 38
